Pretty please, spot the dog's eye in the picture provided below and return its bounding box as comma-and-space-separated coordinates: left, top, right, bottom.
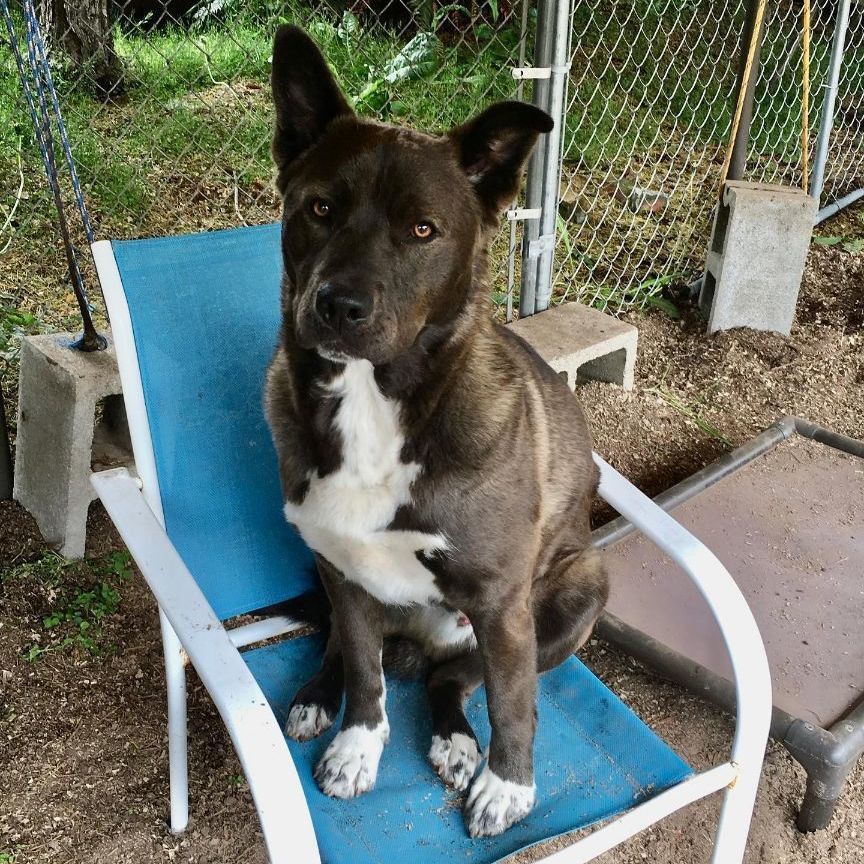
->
310, 198, 331, 218
412, 221, 435, 241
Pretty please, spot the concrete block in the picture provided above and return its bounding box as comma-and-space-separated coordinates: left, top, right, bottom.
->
507, 301, 638, 390
700, 181, 817, 336
14, 332, 131, 558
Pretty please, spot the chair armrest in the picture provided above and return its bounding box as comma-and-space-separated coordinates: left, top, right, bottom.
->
91, 468, 320, 864
592, 454, 772, 771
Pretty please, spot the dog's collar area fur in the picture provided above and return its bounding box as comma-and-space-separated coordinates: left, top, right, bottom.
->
285, 311, 475, 408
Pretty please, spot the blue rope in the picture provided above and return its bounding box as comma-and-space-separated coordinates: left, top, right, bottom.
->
20, 4, 89, 306
1, 2, 54, 193
0, 0, 105, 349
24, 0, 94, 243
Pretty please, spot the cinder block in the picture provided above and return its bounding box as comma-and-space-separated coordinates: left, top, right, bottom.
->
14, 332, 131, 558
700, 181, 817, 336
507, 302, 638, 390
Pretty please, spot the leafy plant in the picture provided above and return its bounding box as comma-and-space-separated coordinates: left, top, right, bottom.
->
0, 307, 39, 359
813, 235, 864, 253
556, 213, 576, 259
357, 31, 440, 110
647, 384, 731, 446
636, 275, 683, 319
645, 294, 681, 319
336, 10, 361, 45
24, 551, 133, 660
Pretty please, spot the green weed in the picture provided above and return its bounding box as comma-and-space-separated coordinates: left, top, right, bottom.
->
813, 235, 864, 254
16, 551, 134, 661
647, 384, 732, 446
0, 307, 39, 359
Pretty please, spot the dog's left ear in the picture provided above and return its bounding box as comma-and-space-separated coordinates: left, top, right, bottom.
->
450, 101, 553, 219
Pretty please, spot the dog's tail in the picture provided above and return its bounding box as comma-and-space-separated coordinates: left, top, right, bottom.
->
383, 636, 430, 679
253, 589, 331, 629
253, 590, 431, 679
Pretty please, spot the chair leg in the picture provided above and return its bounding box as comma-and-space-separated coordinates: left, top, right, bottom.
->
709, 759, 762, 864
160, 610, 189, 834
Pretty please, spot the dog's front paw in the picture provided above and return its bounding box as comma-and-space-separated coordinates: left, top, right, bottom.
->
429, 732, 480, 791
285, 703, 334, 741
314, 722, 389, 798
464, 765, 536, 837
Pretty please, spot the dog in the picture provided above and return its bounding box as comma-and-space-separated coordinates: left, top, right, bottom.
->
264, 25, 608, 839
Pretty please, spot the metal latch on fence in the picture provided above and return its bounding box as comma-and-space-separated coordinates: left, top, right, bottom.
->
506, 207, 541, 221
511, 65, 571, 80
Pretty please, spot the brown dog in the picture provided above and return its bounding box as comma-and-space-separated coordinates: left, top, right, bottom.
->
265, 26, 607, 838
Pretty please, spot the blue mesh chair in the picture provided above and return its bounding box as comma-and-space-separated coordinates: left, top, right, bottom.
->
90, 224, 771, 863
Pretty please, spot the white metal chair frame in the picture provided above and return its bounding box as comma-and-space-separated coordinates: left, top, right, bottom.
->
90, 239, 773, 864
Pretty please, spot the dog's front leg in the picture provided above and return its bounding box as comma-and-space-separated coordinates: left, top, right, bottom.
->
465, 599, 537, 837
313, 557, 389, 799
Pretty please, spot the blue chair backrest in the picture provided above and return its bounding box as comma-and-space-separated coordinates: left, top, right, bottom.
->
112, 224, 317, 620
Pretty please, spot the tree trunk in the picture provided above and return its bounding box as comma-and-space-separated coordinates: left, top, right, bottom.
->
38, 0, 124, 98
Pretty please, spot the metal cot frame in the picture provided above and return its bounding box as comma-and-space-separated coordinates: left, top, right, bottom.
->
90, 239, 772, 863
593, 416, 864, 833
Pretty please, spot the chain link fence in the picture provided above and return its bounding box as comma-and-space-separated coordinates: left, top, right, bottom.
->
1, 0, 863, 344
552, 0, 864, 314
815, 1, 864, 214
1, 0, 538, 343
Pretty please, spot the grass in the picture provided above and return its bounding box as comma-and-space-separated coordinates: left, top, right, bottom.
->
1, 0, 862, 326
1, 551, 134, 660
1, 3, 523, 240
647, 383, 732, 446
812, 234, 864, 254
563, 0, 839, 170
0, 306, 39, 360
553, 0, 864, 312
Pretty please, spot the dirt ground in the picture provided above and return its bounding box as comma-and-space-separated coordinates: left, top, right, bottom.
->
1, 208, 862, 863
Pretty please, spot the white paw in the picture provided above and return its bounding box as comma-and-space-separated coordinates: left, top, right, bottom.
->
464, 765, 536, 838
285, 703, 333, 741
429, 732, 480, 791
314, 721, 389, 798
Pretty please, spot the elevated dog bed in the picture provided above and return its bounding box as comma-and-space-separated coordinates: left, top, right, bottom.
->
599, 422, 864, 831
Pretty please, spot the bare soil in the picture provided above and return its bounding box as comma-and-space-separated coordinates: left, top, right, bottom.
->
1, 208, 863, 863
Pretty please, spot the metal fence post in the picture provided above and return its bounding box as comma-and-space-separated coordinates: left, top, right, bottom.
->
505, 0, 534, 322
809, 0, 851, 206
519, 0, 552, 318
728, 0, 767, 181
532, 0, 571, 314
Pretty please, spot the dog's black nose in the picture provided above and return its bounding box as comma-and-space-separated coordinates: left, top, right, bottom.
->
315, 283, 372, 331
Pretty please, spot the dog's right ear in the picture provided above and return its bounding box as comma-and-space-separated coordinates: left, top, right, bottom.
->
271, 26, 353, 185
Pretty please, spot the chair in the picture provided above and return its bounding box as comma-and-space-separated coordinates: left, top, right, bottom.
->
90, 223, 771, 864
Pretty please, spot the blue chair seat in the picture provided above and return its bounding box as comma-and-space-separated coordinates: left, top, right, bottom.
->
244, 635, 690, 864
111, 224, 690, 861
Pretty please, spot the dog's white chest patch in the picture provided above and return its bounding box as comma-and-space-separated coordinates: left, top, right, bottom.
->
284, 359, 446, 606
